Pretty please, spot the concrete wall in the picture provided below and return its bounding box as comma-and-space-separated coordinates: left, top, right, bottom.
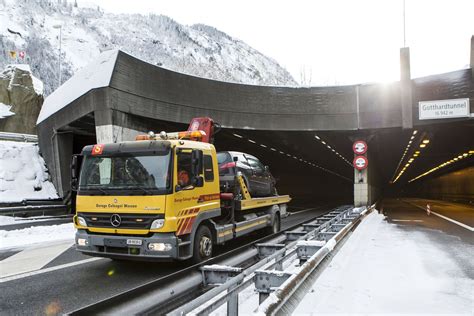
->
408, 166, 474, 204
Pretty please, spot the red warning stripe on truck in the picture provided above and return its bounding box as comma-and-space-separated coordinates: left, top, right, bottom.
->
176, 208, 200, 235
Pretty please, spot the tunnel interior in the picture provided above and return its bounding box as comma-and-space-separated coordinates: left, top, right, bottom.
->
50, 113, 473, 206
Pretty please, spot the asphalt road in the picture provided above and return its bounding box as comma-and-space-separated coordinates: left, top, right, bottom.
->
379, 198, 473, 278
0, 204, 334, 315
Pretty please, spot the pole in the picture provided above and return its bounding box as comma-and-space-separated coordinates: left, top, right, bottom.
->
58, 26, 62, 87
403, 0, 406, 47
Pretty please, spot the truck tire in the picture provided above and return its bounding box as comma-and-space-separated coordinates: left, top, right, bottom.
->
265, 212, 280, 235
192, 225, 213, 263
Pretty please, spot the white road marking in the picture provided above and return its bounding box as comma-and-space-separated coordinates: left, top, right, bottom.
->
289, 207, 318, 214
404, 201, 474, 232
392, 219, 424, 222
0, 241, 74, 278
0, 257, 104, 283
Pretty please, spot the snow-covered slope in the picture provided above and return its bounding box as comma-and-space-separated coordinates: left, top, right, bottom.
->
0, 141, 58, 202
0, 0, 297, 95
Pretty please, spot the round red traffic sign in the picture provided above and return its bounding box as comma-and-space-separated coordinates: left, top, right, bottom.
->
353, 156, 368, 170
353, 140, 368, 155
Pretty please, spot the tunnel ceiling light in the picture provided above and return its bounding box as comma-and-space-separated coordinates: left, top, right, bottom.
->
391, 129, 427, 184
230, 132, 352, 182
313, 134, 352, 167
408, 151, 473, 183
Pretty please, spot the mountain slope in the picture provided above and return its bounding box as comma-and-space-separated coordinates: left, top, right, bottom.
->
0, 0, 297, 95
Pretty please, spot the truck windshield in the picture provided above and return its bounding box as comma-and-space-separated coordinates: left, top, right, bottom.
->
79, 152, 171, 194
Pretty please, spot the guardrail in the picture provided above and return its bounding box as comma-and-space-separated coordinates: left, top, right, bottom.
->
0, 132, 38, 142
0, 203, 67, 216
169, 205, 372, 315
69, 206, 351, 315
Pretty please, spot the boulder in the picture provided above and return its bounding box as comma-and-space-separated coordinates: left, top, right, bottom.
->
0, 64, 44, 134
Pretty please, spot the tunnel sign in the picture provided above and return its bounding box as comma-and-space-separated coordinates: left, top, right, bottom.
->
419, 98, 470, 120
353, 156, 368, 170
353, 140, 368, 155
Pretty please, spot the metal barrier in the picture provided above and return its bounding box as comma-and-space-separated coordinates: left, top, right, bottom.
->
168, 206, 369, 315
69, 206, 349, 315
0, 132, 38, 142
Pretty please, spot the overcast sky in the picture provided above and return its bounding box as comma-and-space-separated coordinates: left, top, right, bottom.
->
84, 0, 473, 85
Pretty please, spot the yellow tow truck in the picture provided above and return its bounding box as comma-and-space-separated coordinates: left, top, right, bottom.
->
71, 117, 290, 262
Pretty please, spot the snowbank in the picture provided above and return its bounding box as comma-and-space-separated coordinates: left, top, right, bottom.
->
0, 141, 58, 202
293, 211, 473, 314
0, 223, 74, 250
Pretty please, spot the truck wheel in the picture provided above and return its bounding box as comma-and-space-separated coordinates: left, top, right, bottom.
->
265, 213, 280, 235
192, 225, 213, 263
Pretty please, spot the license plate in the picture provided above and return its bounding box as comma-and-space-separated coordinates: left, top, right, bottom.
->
126, 239, 143, 246
104, 238, 127, 248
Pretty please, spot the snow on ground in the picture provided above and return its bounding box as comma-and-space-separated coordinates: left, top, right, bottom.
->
0, 222, 74, 250
0, 141, 58, 202
293, 211, 473, 315
0, 102, 14, 118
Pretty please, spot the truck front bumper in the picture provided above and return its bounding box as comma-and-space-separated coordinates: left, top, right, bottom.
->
75, 230, 186, 261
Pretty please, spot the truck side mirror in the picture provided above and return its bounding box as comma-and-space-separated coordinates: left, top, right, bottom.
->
233, 156, 238, 162
71, 154, 82, 191
191, 149, 203, 176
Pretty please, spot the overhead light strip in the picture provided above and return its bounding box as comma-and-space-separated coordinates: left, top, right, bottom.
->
390, 130, 420, 183
408, 150, 473, 183
313, 134, 352, 167
230, 133, 352, 182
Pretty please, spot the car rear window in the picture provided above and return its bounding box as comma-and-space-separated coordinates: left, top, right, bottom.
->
217, 152, 231, 165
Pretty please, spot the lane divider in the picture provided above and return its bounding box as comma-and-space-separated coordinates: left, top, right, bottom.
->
403, 200, 474, 232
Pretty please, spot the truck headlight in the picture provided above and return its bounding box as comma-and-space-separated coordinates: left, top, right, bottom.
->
77, 216, 87, 227
150, 219, 165, 229
77, 238, 88, 246
148, 243, 172, 251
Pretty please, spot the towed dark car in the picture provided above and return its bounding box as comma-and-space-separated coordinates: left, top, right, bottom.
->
217, 151, 276, 197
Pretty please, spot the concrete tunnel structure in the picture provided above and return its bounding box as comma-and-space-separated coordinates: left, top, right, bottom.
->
36, 42, 474, 207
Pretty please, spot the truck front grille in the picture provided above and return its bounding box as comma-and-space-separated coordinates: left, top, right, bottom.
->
78, 212, 162, 229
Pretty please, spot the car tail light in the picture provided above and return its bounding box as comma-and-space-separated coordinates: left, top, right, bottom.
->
219, 162, 236, 169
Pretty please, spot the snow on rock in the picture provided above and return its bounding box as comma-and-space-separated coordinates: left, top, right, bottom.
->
0, 64, 43, 96
0, 141, 58, 202
0, 223, 74, 250
0, 64, 44, 134
0, 102, 14, 118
